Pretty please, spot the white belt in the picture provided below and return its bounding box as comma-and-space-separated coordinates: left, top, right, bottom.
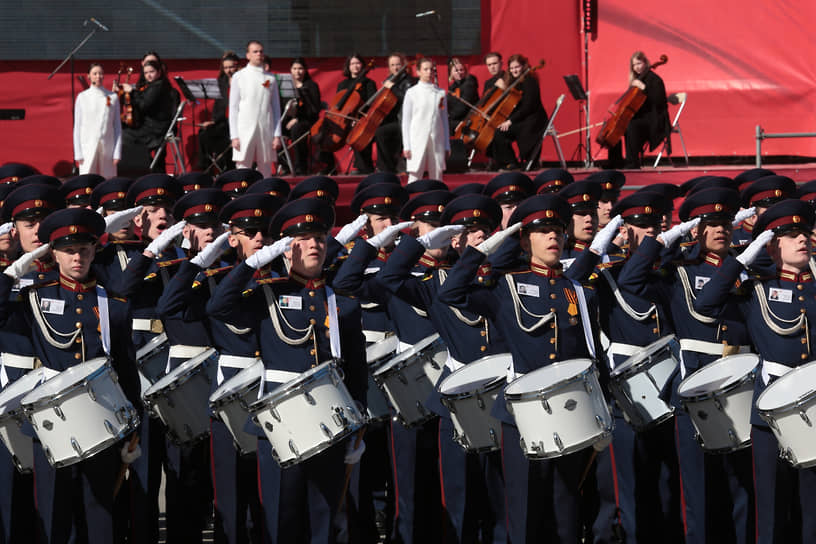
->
679, 339, 751, 356
761, 360, 796, 385
398, 341, 413, 354
1, 353, 36, 370
445, 351, 465, 373
168, 344, 209, 360
507, 369, 524, 383
607, 342, 639, 358
364, 330, 388, 343
218, 355, 258, 369
133, 318, 164, 333
263, 369, 301, 384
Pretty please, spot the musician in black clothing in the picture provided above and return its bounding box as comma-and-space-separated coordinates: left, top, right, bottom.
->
281, 57, 324, 175
447, 58, 479, 135
197, 51, 239, 172
337, 53, 377, 174
490, 54, 548, 171
623, 51, 670, 169
483, 51, 505, 93
374, 52, 417, 174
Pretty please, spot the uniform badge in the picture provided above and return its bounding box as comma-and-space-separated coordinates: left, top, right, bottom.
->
564, 288, 578, 317
694, 276, 710, 289
40, 298, 65, 315
278, 295, 302, 310
516, 283, 539, 297
768, 287, 792, 303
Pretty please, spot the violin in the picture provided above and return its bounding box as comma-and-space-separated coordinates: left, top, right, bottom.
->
310, 59, 375, 152
116, 64, 141, 128
346, 58, 417, 152
454, 59, 545, 153
595, 54, 668, 149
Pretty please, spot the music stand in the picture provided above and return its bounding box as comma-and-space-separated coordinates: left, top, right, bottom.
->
0, 109, 25, 121
563, 74, 593, 168
275, 74, 297, 100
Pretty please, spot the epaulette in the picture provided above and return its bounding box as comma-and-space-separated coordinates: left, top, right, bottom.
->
507, 268, 532, 276
110, 239, 143, 246
144, 272, 158, 282
111, 296, 128, 303
33, 280, 59, 289
204, 265, 234, 278
345, 240, 355, 251
596, 261, 619, 270
256, 276, 288, 285
157, 258, 187, 268
680, 240, 697, 248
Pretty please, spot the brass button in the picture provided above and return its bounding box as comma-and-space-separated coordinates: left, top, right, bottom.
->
325, 330, 331, 338
309, 291, 315, 297
549, 354, 556, 360
550, 293, 557, 299
480, 330, 486, 337
721, 325, 727, 331
799, 296, 805, 302
802, 308, 807, 314
802, 353, 808, 360
75, 308, 82, 315
477, 277, 484, 283
798, 285, 804, 291
311, 363, 316, 368
254, 351, 261, 357
75, 322, 82, 329
480, 346, 487, 352
76, 294, 83, 301
652, 328, 659, 334
74, 353, 81, 360
38, 274, 45, 280
550, 338, 556, 344
550, 279, 556, 285
550, 323, 556, 329
309, 305, 316, 311
550, 307, 556, 313
309, 318, 317, 325
802, 338, 807, 344
651, 314, 657, 320
75, 337, 82, 344
309, 348, 316, 356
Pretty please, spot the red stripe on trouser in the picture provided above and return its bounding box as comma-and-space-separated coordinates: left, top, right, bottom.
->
751, 428, 759, 543
210, 419, 217, 510
608, 442, 621, 523
675, 418, 688, 537
501, 426, 510, 532
389, 419, 400, 519
438, 420, 447, 543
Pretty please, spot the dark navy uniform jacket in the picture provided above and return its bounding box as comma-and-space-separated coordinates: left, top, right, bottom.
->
92, 239, 143, 292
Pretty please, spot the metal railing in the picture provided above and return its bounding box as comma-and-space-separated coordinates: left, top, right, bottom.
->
755, 125, 816, 167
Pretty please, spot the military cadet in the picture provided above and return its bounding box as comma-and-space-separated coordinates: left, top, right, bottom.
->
734, 167, 776, 194
616, 187, 755, 543
558, 179, 602, 261
89, 178, 143, 286
584, 170, 625, 229
452, 182, 485, 197
246, 177, 292, 199
0, 184, 21, 268
0, 207, 141, 544
178, 171, 214, 194
405, 178, 449, 196
379, 193, 508, 543
694, 199, 816, 543
732, 175, 796, 265
0, 162, 38, 184
635, 182, 680, 232
532, 167, 573, 194
288, 175, 339, 203
59, 173, 105, 208
15, 174, 61, 189
436, 193, 603, 543
207, 198, 367, 544
215, 168, 264, 199
482, 172, 535, 272
797, 180, 816, 249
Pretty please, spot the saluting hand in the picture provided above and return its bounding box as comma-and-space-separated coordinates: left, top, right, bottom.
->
4, 244, 50, 281
366, 221, 413, 249
477, 222, 521, 255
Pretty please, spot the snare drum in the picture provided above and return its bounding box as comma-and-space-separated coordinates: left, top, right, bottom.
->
249, 360, 365, 468
135, 333, 169, 386
609, 335, 679, 431
677, 354, 758, 453
438, 354, 510, 452
372, 334, 447, 427
365, 335, 399, 422
209, 361, 264, 455
0, 368, 54, 473
756, 360, 816, 468
505, 359, 613, 459
21, 358, 139, 468
143, 348, 217, 445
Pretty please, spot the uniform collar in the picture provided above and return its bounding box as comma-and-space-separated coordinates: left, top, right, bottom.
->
60, 274, 97, 292
35, 259, 55, 273
571, 240, 588, 253
253, 265, 273, 279
477, 263, 492, 277
530, 261, 562, 278
742, 221, 753, 233
419, 253, 445, 269
289, 271, 325, 289
703, 252, 724, 267
778, 269, 813, 283
376, 247, 391, 262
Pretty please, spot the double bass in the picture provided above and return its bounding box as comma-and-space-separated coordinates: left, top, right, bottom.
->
310, 60, 375, 152
595, 54, 668, 148
454, 59, 545, 154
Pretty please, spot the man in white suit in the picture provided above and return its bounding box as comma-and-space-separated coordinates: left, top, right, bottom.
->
401, 58, 449, 183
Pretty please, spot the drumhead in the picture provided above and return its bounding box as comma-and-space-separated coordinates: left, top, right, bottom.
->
505, 358, 593, 397
677, 354, 759, 399
250, 359, 336, 411
20, 358, 108, 406
135, 332, 168, 360
209, 360, 264, 404
144, 348, 216, 396
612, 335, 677, 377
374, 334, 441, 376
0, 368, 52, 417
439, 354, 511, 396
366, 335, 399, 365
756, 360, 816, 412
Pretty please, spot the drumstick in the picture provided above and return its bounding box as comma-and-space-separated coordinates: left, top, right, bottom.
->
578, 449, 598, 491
113, 433, 140, 499
336, 427, 366, 515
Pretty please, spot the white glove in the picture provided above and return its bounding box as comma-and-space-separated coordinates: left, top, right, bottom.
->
246, 236, 292, 269
0, 222, 13, 237
658, 217, 700, 247
590, 215, 624, 255
120, 441, 142, 464
335, 214, 368, 245
418, 224, 466, 251
736, 229, 774, 267
4, 244, 50, 280
344, 438, 366, 465
477, 222, 522, 255
733, 207, 756, 227
366, 221, 413, 249
104, 206, 143, 234
190, 231, 230, 268
145, 221, 186, 256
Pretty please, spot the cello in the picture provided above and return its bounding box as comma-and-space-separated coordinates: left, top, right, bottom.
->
346, 58, 417, 152
454, 59, 545, 154
310, 59, 375, 152
595, 54, 668, 148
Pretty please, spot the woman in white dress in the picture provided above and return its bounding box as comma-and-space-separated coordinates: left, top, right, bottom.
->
401, 58, 450, 183
73, 63, 122, 178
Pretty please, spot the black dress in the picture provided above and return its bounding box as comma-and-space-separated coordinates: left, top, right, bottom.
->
448, 74, 479, 134
121, 78, 178, 175
281, 79, 322, 174
491, 75, 549, 168
624, 70, 670, 168
337, 76, 377, 173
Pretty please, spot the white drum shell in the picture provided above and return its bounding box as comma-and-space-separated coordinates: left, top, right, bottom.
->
756, 360, 816, 468
365, 335, 399, 422
609, 336, 678, 431
505, 359, 613, 459
438, 354, 510, 452
678, 354, 758, 453
373, 334, 446, 427
209, 361, 264, 455
143, 348, 217, 445
135, 332, 169, 386
0, 368, 52, 473
21, 359, 139, 468
250, 361, 365, 468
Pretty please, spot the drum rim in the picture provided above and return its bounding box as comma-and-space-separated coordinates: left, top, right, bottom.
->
611, 337, 679, 380
43, 413, 139, 468
365, 334, 399, 364
677, 355, 758, 403
438, 353, 513, 398
21, 359, 112, 410
209, 361, 264, 406
504, 359, 596, 401
210, 379, 262, 410
248, 359, 341, 414
377, 334, 442, 371
522, 428, 613, 460
135, 332, 169, 359
143, 348, 217, 399
756, 359, 816, 414
695, 437, 752, 455
620, 407, 675, 433
0, 368, 51, 418
272, 419, 364, 468
373, 338, 445, 379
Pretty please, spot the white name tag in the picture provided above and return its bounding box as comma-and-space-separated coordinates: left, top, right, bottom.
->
694, 276, 710, 289
13, 278, 33, 292
768, 288, 792, 303
363, 267, 381, 274
278, 295, 302, 310
40, 298, 65, 315
560, 258, 575, 270
517, 282, 540, 297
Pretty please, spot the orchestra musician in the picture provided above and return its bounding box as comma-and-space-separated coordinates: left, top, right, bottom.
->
197, 51, 240, 172
482, 51, 505, 93
73, 63, 122, 178
447, 58, 479, 135
374, 53, 417, 174
280, 57, 324, 176
338, 53, 377, 174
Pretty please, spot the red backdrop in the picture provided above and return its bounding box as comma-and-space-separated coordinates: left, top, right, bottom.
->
2, 0, 815, 175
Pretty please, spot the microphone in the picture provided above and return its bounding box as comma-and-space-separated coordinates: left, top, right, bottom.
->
89, 17, 110, 31
415, 10, 436, 17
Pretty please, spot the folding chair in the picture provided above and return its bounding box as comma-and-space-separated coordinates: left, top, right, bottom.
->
526, 94, 567, 171
653, 92, 689, 167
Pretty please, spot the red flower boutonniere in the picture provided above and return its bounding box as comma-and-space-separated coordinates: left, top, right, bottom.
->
262, 80, 271, 88
106, 96, 111, 107
439, 97, 445, 110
